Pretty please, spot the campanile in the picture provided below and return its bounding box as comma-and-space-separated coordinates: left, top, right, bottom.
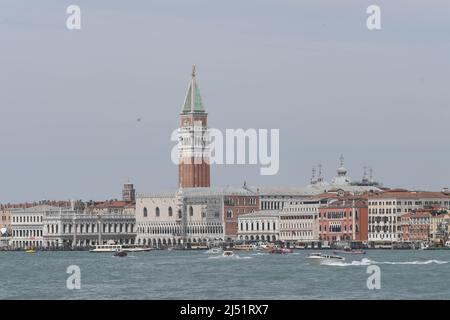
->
178, 65, 210, 188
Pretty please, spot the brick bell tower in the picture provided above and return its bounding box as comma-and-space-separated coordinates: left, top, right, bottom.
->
178, 65, 210, 188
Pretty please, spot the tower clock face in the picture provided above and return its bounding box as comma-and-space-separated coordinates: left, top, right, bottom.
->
183, 119, 189, 126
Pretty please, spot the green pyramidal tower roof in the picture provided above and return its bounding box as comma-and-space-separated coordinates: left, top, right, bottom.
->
181, 65, 206, 114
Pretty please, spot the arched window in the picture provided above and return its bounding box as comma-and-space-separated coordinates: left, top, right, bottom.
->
178, 210, 182, 219
155, 207, 160, 217
189, 206, 193, 217
226, 210, 233, 219
168, 207, 173, 217
143, 207, 148, 217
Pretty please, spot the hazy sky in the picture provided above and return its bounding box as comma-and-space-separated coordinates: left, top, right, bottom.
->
1, 0, 449, 202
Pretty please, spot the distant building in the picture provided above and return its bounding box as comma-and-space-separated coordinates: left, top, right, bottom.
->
10, 204, 135, 249
399, 210, 431, 242
307, 155, 382, 195
368, 190, 450, 243
136, 186, 259, 247
429, 210, 450, 246
319, 197, 369, 242
237, 210, 279, 242
43, 207, 135, 248
278, 197, 329, 243
0, 209, 11, 236
10, 205, 47, 248
122, 183, 136, 202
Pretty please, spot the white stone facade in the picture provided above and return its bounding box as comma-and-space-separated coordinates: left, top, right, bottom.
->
10, 205, 136, 248
237, 210, 279, 242
368, 191, 450, 242
136, 188, 225, 247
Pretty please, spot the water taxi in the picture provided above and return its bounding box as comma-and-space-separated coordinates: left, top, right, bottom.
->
113, 250, 127, 257
222, 251, 235, 258
25, 249, 36, 254
205, 248, 223, 254
305, 252, 345, 264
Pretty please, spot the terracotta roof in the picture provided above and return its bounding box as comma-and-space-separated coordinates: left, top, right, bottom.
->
368, 190, 450, 199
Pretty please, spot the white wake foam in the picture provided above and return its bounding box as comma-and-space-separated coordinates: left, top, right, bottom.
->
207, 254, 252, 260
321, 258, 448, 267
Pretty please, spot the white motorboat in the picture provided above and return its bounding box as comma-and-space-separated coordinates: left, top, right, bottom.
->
305, 252, 345, 264
205, 248, 223, 254
222, 250, 235, 257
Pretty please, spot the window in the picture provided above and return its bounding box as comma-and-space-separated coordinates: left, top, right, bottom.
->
189, 206, 193, 217
143, 207, 148, 217
168, 207, 173, 217
155, 207, 160, 217
226, 210, 233, 219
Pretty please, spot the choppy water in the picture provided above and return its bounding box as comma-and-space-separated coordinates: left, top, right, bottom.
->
1, 250, 449, 299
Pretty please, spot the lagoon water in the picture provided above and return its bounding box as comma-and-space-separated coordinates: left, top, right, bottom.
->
1, 250, 449, 299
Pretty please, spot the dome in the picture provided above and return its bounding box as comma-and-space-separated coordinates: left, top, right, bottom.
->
337, 166, 347, 176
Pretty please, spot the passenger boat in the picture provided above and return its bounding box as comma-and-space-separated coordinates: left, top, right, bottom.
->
222, 251, 235, 257
305, 252, 345, 264
90, 244, 151, 253
90, 244, 122, 252
270, 247, 293, 254
233, 244, 257, 251
190, 244, 209, 250
121, 245, 152, 252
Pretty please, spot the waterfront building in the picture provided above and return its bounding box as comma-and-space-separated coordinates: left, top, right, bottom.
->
318, 197, 369, 243
10, 205, 46, 248
399, 210, 432, 242
43, 208, 136, 248
278, 196, 329, 243
10, 204, 136, 249
136, 186, 259, 246
0, 209, 11, 235
247, 186, 315, 211
368, 190, 450, 243
237, 210, 279, 242
399, 213, 412, 241
0, 209, 12, 247
429, 210, 450, 246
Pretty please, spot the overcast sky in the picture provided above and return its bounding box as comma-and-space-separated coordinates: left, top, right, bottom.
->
0, 0, 449, 203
